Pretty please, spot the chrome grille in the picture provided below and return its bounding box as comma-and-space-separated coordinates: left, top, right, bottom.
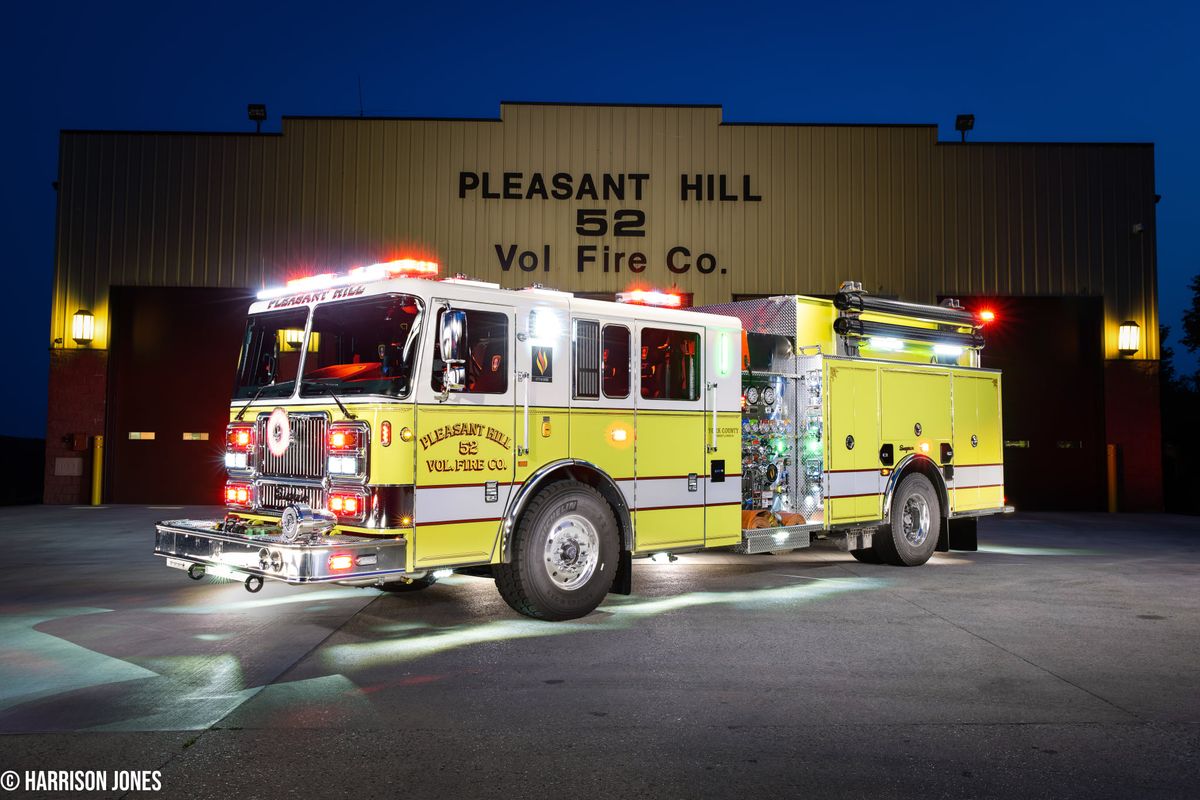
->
256, 481, 325, 512
257, 412, 328, 479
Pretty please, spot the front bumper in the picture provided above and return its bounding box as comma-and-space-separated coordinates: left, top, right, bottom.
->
154, 518, 408, 584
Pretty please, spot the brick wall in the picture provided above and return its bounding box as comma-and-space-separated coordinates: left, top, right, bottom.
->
43, 349, 108, 504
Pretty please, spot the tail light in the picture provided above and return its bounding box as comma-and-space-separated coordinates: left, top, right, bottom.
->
328, 489, 368, 522
224, 481, 252, 508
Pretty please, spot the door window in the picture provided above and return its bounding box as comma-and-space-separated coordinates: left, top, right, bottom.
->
602, 325, 631, 399
430, 308, 509, 394
640, 327, 700, 401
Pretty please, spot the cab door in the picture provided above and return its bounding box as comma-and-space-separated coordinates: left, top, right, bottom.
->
511, 297, 571, 492
412, 298, 517, 567
633, 321, 707, 551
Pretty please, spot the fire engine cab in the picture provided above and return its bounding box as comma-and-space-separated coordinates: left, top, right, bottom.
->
154, 259, 1010, 620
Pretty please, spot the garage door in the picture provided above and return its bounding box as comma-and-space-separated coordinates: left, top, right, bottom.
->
950, 296, 1106, 511
105, 287, 254, 504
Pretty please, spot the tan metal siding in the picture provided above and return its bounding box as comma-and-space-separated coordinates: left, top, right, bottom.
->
52, 104, 1158, 359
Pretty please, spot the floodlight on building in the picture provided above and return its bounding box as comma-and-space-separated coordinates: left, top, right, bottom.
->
247, 104, 267, 134
955, 114, 975, 143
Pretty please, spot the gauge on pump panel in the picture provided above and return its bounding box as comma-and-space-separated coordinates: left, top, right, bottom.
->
745, 386, 760, 405
762, 387, 776, 406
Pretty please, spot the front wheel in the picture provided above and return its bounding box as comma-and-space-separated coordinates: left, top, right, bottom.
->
494, 481, 619, 620
874, 473, 941, 566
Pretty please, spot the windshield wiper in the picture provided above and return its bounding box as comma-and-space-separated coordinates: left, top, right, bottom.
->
302, 381, 358, 420
234, 380, 298, 420
235, 384, 270, 420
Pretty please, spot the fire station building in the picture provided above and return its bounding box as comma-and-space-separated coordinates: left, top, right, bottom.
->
45, 102, 1162, 510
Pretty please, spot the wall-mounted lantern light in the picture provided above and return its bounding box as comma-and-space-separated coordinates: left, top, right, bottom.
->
71, 309, 95, 345
1117, 320, 1141, 356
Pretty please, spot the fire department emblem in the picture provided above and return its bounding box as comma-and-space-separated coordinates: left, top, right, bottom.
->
531, 345, 552, 383
266, 407, 291, 457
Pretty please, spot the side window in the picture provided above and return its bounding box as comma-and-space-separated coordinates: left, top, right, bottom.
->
573, 320, 600, 399
602, 325, 630, 399
431, 309, 509, 394
640, 327, 700, 401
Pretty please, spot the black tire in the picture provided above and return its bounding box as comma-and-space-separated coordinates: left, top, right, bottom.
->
875, 472, 941, 566
850, 547, 884, 564
494, 480, 619, 620
378, 575, 439, 592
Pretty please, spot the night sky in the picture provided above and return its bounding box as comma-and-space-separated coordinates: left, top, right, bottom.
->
2, 1, 1196, 438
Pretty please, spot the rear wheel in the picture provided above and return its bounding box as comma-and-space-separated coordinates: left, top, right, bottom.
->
378, 575, 439, 592
875, 473, 941, 566
494, 481, 619, 620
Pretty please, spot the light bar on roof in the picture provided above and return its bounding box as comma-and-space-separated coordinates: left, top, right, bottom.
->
616, 289, 683, 308
348, 259, 439, 281
257, 259, 439, 300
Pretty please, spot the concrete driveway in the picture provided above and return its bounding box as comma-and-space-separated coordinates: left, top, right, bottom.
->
0, 506, 1196, 798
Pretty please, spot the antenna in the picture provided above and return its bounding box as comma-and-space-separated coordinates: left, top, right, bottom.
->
357, 76, 365, 117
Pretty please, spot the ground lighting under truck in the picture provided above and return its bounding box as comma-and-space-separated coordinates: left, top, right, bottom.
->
154, 259, 1010, 620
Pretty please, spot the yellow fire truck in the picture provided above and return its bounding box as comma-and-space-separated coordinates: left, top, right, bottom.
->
154, 260, 1009, 620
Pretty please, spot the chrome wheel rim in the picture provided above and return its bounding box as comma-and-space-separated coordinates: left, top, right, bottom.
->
543, 514, 600, 591
901, 493, 932, 547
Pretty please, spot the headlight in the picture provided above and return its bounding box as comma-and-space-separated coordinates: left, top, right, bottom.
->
327, 456, 361, 475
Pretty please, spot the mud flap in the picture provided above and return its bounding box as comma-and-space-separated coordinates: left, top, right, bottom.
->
609, 549, 632, 595
936, 517, 979, 552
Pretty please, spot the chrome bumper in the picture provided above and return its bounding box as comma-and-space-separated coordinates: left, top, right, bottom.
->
154, 518, 408, 584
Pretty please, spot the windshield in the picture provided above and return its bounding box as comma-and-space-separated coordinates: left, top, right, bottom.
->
299, 294, 423, 398
232, 309, 310, 400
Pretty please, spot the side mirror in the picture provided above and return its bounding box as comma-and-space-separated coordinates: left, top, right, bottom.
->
439, 309, 468, 394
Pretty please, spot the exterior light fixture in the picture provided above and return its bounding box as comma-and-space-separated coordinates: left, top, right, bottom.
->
1117, 321, 1141, 355
955, 114, 975, 143
71, 309, 95, 345
247, 103, 267, 134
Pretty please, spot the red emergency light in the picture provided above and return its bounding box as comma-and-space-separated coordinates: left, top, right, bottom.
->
977, 309, 996, 324
616, 289, 683, 308
328, 553, 354, 572
328, 490, 368, 522
349, 258, 439, 280
327, 427, 362, 452
226, 423, 255, 452
261, 258, 441, 300
224, 481, 252, 508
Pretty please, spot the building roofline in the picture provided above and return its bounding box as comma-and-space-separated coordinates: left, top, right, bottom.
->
283, 114, 501, 123
938, 140, 1154, 148
723, 121, 938, 129
500, 100, 723, 109
60, 129, 282, 137
56, 102, 1155, 147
